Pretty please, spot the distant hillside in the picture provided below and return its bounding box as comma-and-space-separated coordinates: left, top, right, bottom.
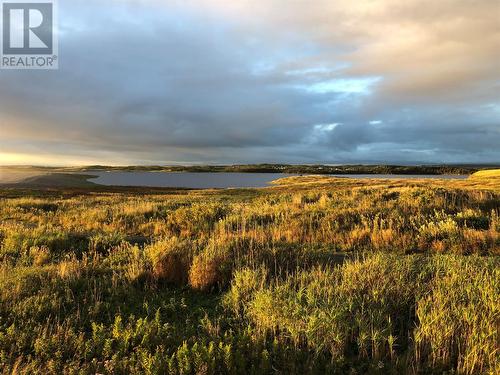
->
74, 164, 492, 175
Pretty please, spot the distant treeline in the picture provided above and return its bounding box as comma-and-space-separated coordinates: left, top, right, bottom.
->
76, 164, 493, 175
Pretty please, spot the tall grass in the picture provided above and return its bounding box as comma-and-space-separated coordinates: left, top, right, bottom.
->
227, 255, 499, 373
0, 179, 498, 373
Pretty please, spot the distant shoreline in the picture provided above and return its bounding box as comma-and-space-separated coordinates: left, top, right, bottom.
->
3, 163, 498, 176
0, 167, 498, 192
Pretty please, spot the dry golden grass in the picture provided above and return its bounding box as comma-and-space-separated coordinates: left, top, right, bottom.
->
0, 173, 498, 373
470, 169, 500, 179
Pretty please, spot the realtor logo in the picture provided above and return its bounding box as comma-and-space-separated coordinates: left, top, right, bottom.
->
1, 0, 58, 69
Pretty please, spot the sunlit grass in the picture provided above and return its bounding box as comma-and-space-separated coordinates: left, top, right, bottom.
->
0, 176, 498, 373
471, 169, 500, 179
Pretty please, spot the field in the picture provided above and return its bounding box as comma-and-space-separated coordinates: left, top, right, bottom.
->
0, 171, 499, 374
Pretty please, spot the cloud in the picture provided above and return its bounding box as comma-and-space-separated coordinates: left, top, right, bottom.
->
0, 0, 499, 165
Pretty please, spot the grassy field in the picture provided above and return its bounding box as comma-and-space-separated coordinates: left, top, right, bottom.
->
0, 172, 498, 374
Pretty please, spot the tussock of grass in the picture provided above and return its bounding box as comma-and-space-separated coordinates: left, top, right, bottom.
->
148, 237, 196, 285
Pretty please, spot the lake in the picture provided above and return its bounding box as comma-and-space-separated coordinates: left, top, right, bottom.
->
86, 171, 468, 189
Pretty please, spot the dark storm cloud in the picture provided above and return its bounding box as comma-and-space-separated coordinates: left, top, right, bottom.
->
0, 0, 499, 165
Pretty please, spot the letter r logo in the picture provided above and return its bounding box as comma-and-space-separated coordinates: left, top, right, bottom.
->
2, 2, 53, 54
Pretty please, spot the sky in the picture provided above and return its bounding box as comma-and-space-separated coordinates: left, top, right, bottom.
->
0, 0, 499, 166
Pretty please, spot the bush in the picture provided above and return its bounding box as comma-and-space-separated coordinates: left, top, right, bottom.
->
147, 238, 197, 285
188, 240, 236, 291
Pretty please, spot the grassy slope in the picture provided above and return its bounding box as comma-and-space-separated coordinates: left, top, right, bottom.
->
466, 169, 500, 191
0, 175, 498, 374
0, 167, 97, 188
471, 169, 500, 179
11, 173, 98, 188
